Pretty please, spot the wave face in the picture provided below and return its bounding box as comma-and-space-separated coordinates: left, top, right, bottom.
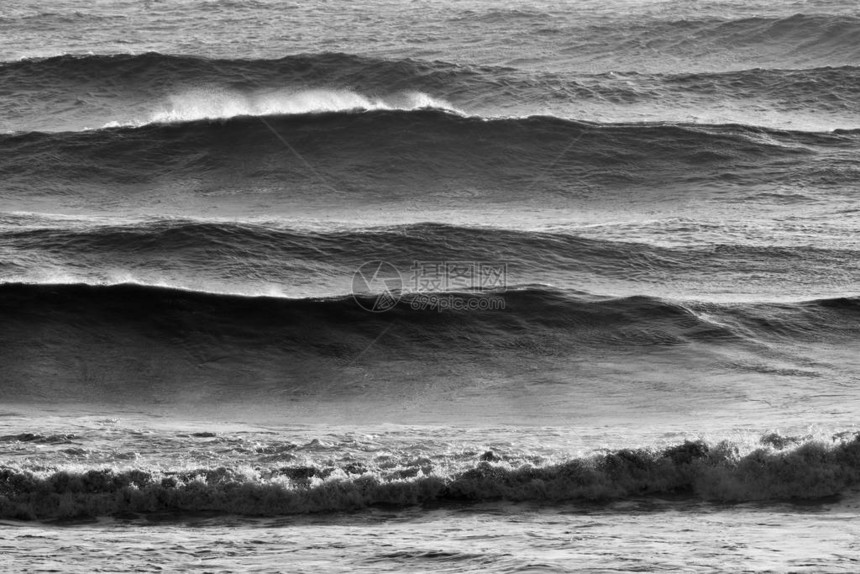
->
0, 52, 459, 132
1, 282, 859, 408
2, 109, 856, 215
3, 434, 860, 520
2, 219, 859, 300
5, 52, 860, 132
7, 52, 860, 109
4, 7, 860, 72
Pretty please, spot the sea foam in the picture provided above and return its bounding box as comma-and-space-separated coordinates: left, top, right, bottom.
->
102, 88, 462, 128
3, 435, 860, 521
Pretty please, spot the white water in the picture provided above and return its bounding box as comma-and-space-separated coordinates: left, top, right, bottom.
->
4, 0, 860, 571
103, 88, 462, 128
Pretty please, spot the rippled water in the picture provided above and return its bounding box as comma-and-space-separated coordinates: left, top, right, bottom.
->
3, 0, 860, 571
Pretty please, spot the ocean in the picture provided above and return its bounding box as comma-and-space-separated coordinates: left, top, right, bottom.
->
2, 0, 860, 571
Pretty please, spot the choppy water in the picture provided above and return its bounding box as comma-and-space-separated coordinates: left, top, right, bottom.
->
2, 0, 860, 571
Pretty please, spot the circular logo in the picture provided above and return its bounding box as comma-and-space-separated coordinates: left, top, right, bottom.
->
351, 261, 403, 312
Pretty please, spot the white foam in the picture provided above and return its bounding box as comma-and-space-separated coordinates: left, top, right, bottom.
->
109, 88, 463, 127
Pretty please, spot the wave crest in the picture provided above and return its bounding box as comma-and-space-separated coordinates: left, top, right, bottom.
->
105, 88, 461, 127
3, 434, 860, 520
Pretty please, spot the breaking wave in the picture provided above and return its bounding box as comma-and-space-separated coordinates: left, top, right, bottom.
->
3, 434, 860, 520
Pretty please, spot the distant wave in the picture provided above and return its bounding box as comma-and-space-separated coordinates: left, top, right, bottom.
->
3, 434, 860, 520
661, 65, 860, 102
449, 8, 554, 24
3, 220, 859, 299
7, 219, 856, 266
0, 52, 468, 88
0, 11, 125, 26
0, 53, 478, 125
5, 52, 860, 133
6, 13, 859, 71
8, 52, 860, 98
691, 13, 860, 54
553, 13, 860, 68
2, 51, 859, 106
2, 110, 850, 199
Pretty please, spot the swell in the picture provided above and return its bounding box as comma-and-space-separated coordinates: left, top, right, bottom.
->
0, 281, 743, 344
3, 220, 859, 297
3, 435, 860, 520
0, 52, 474, 93
0, 281, 853, 338
675, 13, 860, 54
662, 66, 860, 105
1, 110, 850, 199
8, 219, 858, 264
555, 13, 860, 69
5, 52, 860, 132
5, 12, 860, 73
0, 282, 858, 403
7, 52, 860, 100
